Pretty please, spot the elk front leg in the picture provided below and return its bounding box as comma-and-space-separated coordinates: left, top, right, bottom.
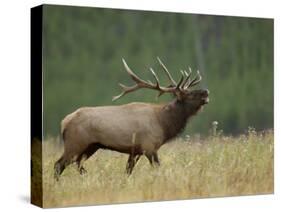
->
153, 152, 160, 166
126, 154, 141, 175
125, 132, 142, 175
146, 152, 160, 167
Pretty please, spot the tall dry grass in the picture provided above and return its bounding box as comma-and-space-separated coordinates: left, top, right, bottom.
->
41, 130, 273, 208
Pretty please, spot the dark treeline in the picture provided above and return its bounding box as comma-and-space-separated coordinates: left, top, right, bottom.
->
42, 5, 273, 136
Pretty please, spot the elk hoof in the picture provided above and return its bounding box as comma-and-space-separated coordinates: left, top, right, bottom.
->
79, 167, 87, 175
54, 163, 61, 181
54, 174, 59, 181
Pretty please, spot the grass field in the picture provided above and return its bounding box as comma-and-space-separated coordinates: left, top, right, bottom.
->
40, 129, 273, 208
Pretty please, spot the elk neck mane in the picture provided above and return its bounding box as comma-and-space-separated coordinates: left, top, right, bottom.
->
157, 99, 201, 142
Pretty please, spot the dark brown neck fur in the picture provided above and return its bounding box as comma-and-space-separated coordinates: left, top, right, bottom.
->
157, 99, 201, 142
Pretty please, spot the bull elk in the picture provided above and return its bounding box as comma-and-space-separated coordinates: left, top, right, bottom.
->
54, 58, 209, 180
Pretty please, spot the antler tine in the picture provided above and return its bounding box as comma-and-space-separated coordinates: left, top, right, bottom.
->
186, 70, 202, 89
181, 69, 192, 90
176, 71, 185, 89
183, 67, 193, 89
122, 58, 148, 85
150, 67, 167, 98
113, 59, 151, 101
112, 83, 139, 101
149, 67, 160, 88
157, 57, 177, 86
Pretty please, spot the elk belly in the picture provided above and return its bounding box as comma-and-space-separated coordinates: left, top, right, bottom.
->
83, 106, 164, 154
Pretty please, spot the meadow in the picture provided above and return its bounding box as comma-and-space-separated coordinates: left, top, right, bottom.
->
31, 6, 273, 208
39, 129, 273, 208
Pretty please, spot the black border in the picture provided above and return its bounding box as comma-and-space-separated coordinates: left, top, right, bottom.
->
31, 5, 43, 208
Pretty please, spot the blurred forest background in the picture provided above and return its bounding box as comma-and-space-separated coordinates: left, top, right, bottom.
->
42, 5, 273, 136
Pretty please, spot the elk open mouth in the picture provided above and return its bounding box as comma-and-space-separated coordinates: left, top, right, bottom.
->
202, 97, 209, 104
201, 89, 209, 105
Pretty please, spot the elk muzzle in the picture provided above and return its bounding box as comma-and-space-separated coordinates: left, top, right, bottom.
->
201, 89, 209, 104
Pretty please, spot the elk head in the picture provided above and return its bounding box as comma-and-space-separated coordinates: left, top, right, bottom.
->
113, 57, 209, 112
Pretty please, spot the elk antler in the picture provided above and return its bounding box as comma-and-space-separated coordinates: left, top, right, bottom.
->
184, 70, 202, 89
112, 58, 202, 101
156, 57, 202, 91
157, 57, 177, 86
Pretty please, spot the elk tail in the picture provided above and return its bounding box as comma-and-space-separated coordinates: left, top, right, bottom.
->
61, 129, 66, 143
60, 123, 66, 143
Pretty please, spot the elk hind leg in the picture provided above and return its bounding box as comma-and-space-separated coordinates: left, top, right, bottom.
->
76, 154, 87, 175
76, 143, 99, 175
54, 155, 70, 181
